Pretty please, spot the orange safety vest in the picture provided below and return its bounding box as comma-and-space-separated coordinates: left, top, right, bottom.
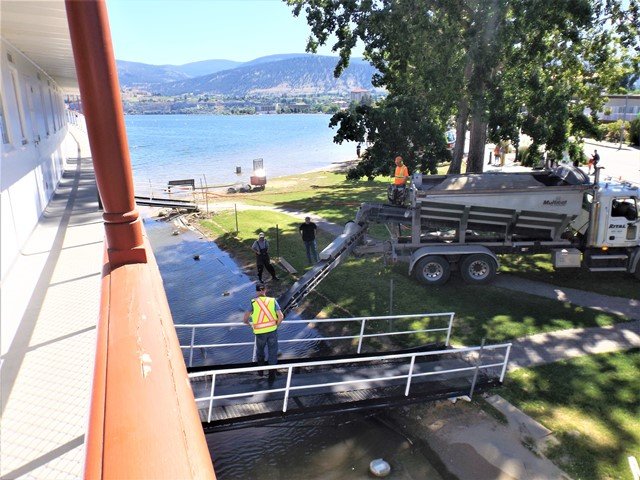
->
394, 165, 409, 185
250, 296, 279, 334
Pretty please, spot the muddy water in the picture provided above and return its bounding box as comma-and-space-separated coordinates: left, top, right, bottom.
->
144, 216, 444, 480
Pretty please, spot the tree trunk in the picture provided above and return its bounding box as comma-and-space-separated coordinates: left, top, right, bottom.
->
448, 60, 474, 175
466, 114, 488, 173
449, 103, 469, 174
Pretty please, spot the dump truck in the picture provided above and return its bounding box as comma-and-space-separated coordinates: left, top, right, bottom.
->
365, 165, 639, 285
279, 165, 638, 312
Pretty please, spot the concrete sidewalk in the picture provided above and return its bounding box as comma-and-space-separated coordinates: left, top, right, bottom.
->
494, 274, 639, 320
0, 126, 103, 479
508, 320, 640, 370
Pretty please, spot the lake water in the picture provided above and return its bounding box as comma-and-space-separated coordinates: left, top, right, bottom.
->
125, 114, 357, 186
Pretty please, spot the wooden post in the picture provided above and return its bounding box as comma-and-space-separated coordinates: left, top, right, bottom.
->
234, 204, 239, 233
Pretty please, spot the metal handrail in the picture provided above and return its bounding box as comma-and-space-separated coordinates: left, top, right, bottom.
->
176, 312, 456, 367
189, 343, 512, 423
134, 181, 195, 202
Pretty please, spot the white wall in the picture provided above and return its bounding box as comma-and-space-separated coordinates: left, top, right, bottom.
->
1, 39, 70, 280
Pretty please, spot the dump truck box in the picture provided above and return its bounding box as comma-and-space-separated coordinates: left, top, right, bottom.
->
410, 169, 592, 243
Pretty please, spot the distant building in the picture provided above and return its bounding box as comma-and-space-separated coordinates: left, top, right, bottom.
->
586, 94, 640, 122
350, 88, 371, 104
292, 102, 310, 113
256, 103, 278, 114
334, 100, 349, 110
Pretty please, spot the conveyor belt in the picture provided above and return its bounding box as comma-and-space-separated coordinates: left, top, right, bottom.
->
277, 203, 411, 314
278, 220, 368, 314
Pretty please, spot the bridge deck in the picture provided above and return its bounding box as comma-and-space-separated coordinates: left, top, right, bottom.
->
134, 195, 198, 211
190, 348, 506, 431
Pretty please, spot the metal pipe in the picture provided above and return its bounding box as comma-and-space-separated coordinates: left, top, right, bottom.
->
65, 0, 146, 268
469, 338, 486, 400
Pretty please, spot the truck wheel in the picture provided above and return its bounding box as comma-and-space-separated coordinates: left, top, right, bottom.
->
460, 254, 497, 284
414, 256, 451, 285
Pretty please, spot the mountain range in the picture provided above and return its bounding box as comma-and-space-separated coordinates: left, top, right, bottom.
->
116, 54, 381, 96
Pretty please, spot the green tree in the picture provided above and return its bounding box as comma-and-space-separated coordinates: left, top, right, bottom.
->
287, 0, 639, 178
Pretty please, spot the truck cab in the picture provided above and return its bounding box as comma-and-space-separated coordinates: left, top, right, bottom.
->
591, 184, 639, 248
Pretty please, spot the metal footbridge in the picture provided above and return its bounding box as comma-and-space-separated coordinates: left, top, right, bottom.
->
177, 313, 512, 432
134, 179, 198, 211
134, 195, 198, 211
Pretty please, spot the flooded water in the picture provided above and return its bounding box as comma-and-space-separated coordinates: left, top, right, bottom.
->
144, 214, 444, 480
144, 215, 321, 365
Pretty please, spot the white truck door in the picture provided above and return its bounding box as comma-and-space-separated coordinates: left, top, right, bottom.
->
606, 197, 639, 246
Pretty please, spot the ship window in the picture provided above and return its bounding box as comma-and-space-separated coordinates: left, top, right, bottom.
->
0, 93, 9, 144
48, 89, 57, 132
10, 70, 27, 143
40, 86, 50, 135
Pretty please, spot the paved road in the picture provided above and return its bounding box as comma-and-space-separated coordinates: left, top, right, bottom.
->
584, 139, 640, 184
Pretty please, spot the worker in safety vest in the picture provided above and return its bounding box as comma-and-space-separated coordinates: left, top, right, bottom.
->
392, 156, 409, 186
389, 155, 410, 205
243, 283, 284, 383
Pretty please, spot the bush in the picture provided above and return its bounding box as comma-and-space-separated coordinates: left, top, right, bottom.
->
567, 142, 586, 165
518, 145, 531, 165
599, 120, 630, 143
629, 115, 640, 146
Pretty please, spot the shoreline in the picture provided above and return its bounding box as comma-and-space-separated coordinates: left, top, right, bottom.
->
194, 156, 359, 197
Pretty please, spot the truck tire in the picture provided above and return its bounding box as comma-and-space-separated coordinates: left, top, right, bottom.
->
414, 255, 451, 286
460, 254, 497, 284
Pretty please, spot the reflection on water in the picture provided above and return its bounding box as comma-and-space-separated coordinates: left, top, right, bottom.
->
144, 216, 321, 365
208, 414, 443, 480
144, 214, 443, 480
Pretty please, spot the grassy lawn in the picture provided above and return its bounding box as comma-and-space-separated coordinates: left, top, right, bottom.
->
199, 208, 625, 346
499, 349, 640, 480
213, 170, 388, 225
500, 253, 640, 300
213, 168, 639, 302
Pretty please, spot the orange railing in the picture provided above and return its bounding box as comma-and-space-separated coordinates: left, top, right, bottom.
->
85, 241, 215, 479
64, 1, 215, 477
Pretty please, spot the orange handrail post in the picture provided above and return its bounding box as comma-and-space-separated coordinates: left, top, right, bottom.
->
64, 1, 216, 478
65, 0, 145, 268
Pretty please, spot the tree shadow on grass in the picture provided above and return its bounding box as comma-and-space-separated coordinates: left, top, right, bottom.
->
314, 261, 623, 347
273, 182, 388, 224
502, 350, 640, 480
500, 253, 640, 300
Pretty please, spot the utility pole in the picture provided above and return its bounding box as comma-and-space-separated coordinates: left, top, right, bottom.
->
619, 94, 629, 150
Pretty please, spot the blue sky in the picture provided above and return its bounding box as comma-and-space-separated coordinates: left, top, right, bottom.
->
106, 0, 360, 65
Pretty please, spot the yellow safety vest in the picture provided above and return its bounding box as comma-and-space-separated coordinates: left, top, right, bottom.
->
250, 296, 279, 334
394, 165, 409, 185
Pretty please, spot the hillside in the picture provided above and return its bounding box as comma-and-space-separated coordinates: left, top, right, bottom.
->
148, 55, 379, 96
116, 60, 190, 86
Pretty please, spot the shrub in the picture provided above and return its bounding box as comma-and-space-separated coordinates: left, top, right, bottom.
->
599, 120, 631, 143
629, 115, 640, 146
567, 142, 586, 165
